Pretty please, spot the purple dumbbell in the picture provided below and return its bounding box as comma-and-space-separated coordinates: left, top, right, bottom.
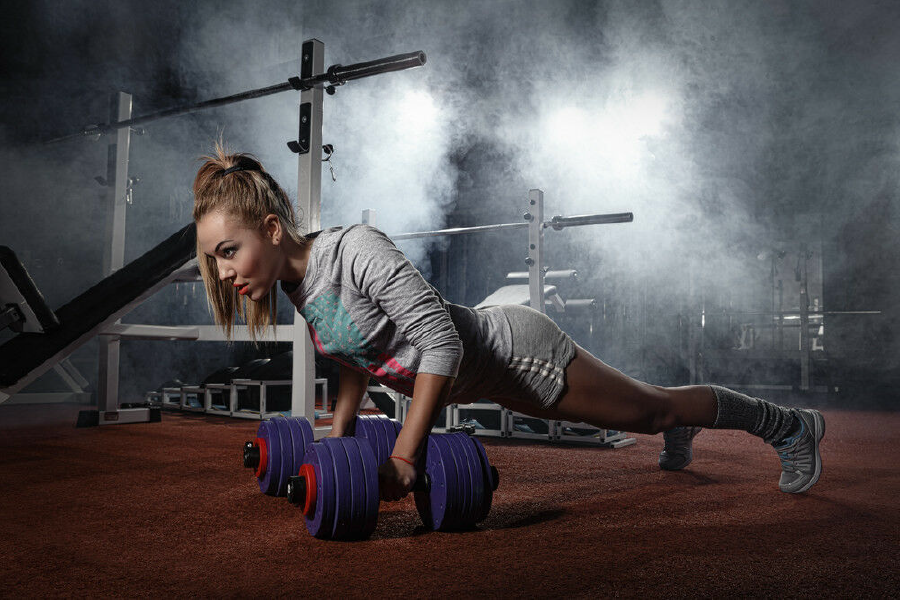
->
286, 430, 499, 539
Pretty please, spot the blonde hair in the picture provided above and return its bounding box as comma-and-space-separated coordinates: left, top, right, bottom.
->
192, 139, 307, 342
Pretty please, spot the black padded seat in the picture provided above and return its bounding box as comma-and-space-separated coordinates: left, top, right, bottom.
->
0, 223, 196, 388
243, 351, 293, 412
0, 245, 59, 333
201, 366, 241, 386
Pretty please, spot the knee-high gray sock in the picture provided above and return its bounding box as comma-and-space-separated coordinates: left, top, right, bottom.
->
708, 385, 799, 445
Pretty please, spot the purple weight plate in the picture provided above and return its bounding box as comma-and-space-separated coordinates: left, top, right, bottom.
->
340, 437, 366, 537
471, 436, 495, 523
287, 417, 315, 476
414, 435, 449, 530
273, 418, 294, 497
372, 416, 394, 465
369, 416, 391, 466
434, 434, 464, 531
432, 434, 462, 530
356, 437, 380, 538
444, 433, 474, 529
322, 438, 352, 539
256, 420, 280, 496
302, 444, 335, 539
382, 418, 399, 458
354, 417, 377, 462
456, 433, 485, 528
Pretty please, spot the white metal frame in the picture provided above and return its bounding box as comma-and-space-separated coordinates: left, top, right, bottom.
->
32, 41, 329, 427
148, 377, 329, 420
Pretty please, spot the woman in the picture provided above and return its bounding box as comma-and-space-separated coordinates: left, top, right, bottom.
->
193, 145, 825, 502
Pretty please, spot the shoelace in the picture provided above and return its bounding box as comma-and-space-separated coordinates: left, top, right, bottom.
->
775, 423, 812, 473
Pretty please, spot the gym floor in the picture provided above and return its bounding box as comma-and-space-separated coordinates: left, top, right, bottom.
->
0, 405, 896, 598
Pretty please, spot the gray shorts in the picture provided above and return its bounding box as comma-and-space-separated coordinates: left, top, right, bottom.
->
489, 304, 577, 409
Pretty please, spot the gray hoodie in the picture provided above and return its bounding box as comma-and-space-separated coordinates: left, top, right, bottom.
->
281, 225, 511, 399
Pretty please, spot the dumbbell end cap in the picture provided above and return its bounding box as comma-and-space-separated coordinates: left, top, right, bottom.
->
243, 441, 260, 469
286, 475, 306, 505
491, 465, 499, 491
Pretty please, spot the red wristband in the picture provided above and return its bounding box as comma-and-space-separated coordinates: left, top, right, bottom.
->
389, 455, 415, 466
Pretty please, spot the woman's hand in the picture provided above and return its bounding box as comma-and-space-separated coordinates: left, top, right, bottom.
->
378, 457, 418, 501
325, 419, 353, 438
378, 373, 454, 501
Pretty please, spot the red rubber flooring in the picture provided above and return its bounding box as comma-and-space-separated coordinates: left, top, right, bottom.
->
0, 405, 897, 598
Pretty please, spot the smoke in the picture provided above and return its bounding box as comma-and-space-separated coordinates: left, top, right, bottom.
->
2, 0, 900, 413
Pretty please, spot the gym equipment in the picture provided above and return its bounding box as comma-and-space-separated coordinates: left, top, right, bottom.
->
0, 246, 59, 335
6, 39, 426, 426
200, 366, 240, 408
242, 414, 402, 497
229, 358, 270, 410
364, 388, 397, 419
189, 354, 330, 419
156, 378, 187, 391
240, 352, 293, 413
1, 223, 196, 410
154, 378, 197, 409
45, 51, 426, 144
352, 414, 402, 464
506, 269, 577, 283
290, 437, 380, 539
202, 366, 240, 384
457, 400, 503, 432
242, 416, 316, 496
286, 432, 499, 539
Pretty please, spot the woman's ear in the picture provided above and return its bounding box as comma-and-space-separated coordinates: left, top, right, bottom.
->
263, 214, 281, 244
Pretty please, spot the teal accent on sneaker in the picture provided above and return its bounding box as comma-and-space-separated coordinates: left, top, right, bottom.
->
772, 408, 825, 493
659, 426, 703, 471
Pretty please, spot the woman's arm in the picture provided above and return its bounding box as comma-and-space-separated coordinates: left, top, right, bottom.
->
378, 372, 455, 501
339, 226, 464, 498
327, 363, 370, 437
343, 226, 464, 380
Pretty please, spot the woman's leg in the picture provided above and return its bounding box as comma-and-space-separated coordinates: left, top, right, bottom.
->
523, 343, 718, 434
495, 343, 825, 493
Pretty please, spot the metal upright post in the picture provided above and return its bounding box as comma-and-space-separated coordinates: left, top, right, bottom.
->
799, 243, 810, 391
98, 92, 133, 415
527, 189, 545, 313
293, 39, 324, 434
688, 257, 698, 384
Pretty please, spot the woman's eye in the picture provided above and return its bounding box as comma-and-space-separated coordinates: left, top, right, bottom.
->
222, 247, 236, 258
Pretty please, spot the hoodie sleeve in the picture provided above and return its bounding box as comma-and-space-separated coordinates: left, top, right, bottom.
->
340, 225, 463, 378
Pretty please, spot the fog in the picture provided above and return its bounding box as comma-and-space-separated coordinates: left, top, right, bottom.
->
1, 0, 898, 415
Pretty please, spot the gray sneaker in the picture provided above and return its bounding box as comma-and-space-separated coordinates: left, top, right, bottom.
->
772, 408, 825, 493
659, 426, 703, 470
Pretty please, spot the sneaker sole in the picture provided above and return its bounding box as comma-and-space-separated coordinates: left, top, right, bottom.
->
658, 427, 701, 471
659, 452, 692, 471
783, 409, 825, 494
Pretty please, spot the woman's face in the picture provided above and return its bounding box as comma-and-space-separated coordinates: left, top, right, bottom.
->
196, 210, 282, 302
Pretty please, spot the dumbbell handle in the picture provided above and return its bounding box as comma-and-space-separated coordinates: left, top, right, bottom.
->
405, 465, 497, 494
412, 473, 431, 493
287, 469, 431, 507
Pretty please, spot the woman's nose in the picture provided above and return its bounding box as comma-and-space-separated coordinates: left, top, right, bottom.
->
218, 264, 234, 281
